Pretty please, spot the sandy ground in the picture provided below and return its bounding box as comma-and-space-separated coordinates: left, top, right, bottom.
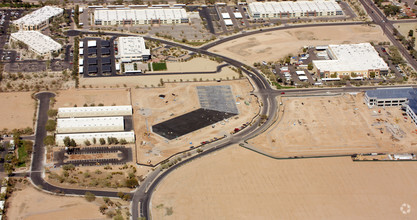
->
394, 22, 417, 49
132, 79, 259, 165
54, 88, 131, 108
0, 92, 35, 130
151, 57, 220, 73
80, 58, 239, 88
249, 93, 417, 157
7, 185, 104, 220
209, 24, 389, 64
152, 145, 417, 219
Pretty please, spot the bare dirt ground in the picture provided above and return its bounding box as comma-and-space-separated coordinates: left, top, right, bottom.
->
0, 92, 35, 130
394, 22, 417, 49
54, 88, 131, 108
132, 79, 259, 165
249, 93, 417, 157
209, 24, 389, 64
7, 184, 104, 220
152, 145, 417, 219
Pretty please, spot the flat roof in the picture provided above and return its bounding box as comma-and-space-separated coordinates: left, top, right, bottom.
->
366, 87, 415, 99
11, 31, 62, 55
296, 70, 305, 75
58, 105, 132, 115
299, 75, 308, 80
94, 8, 188, 22
221, 12, 230, 19
248, 0, 342, 15
118, 36, 150, 59
313, 43, 389, 73
234, 12, 243, 18
88, 40, 97, 47
57, 116, 124, 132
56, 131, 134, 140
224, 19, 233, 26
13, 6, 63, 26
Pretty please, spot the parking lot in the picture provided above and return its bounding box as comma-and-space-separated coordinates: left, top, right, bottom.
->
53, 146, 132, 166
81, 37, 117, 77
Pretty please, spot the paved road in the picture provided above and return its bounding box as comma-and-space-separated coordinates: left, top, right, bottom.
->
359, 0, 417, 71
30, 92, 131, 197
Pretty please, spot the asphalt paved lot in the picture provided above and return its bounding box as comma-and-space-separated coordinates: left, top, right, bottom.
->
54, 146, 132, 166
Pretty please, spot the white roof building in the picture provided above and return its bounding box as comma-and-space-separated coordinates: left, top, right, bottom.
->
56, 131, 135, 146
57, 116, 125, 133
313, 43, 389, 76
94, 7, 189, 25
58, 105, 132, 118
296, 70, 306, 75
234, 12, 243, 19
221, 12, 230, 19
224, 19, 233, 26
0, 187, 6, 195
13, 6, 63, 30
88, 40, 97, 47
299, 75, 308, 81
10, 31, 62, 57
117, 37, 151, 62
248, 1, 343, 18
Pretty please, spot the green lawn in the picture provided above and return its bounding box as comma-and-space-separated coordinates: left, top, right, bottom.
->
152, 62, 167, 71
17, 145, 27, 167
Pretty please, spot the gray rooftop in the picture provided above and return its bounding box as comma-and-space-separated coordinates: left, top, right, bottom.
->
366, 88, 416, 99
197, 85, 239, 115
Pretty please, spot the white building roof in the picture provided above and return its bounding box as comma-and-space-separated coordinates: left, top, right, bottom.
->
11, 31, 62, 55
13, 6, 63, 27
88, 40, 97, 47
224, 19, 233, 26
79, 41, 84, 48
296, 70, 306, 75
0, 201, 4, 210
57, 116, 124, 133
94, 8, 188, 22
118, 37, 150, 60
0, 187, 6, 194
79, 58, 84, 66
221, 12, 230, 19
56, 131, 135, 142
313, 43, 389, 73
248, 0, 342, 15
234, 12, 243, 18
299, 75, 308, 80
58, 105, 132, 117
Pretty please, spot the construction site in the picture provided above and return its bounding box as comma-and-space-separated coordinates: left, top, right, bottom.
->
249, 93, 417, 158
131, 79, 259, 165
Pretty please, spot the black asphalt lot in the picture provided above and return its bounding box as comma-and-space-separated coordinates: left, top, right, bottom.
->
152, 108, 237, 140
199, 7, 215, 34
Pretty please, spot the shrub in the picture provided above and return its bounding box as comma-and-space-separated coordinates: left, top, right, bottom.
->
45, 120, 56, 132
85, 192, 96, 202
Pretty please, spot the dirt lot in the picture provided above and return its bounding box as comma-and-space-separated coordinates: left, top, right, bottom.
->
7, 184, 104, 220
54, 88, 131, 108
151, 57, 220, 73
152, 145, 417, 219
0, 92, 35, 130
209, 24, 389, 64
394, 22, 417, 49
132, 79, 259, 165
249, 93, 417, 157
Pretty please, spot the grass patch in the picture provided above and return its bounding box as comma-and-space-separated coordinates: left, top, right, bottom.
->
152, 62, 167, 71
17, 145, 28, 167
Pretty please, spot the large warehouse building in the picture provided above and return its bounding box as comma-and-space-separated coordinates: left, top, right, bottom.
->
93, 7, 189, 25
57, 116, 125, 133
10, 31, 62, 58
312, 43, 389, 78
364, 88, 417, 126
13, 6, 64, 30
58, 105, 132, 118
56, 131, 135, 146
116, 37, 151, 62
56, 105, 135, 146
247, 0, 343, 19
